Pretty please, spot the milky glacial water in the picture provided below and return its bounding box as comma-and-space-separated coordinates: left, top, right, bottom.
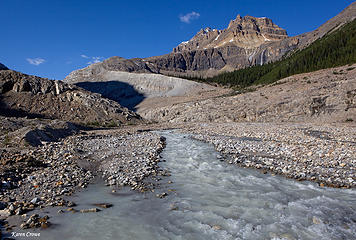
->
38, 131, 356, 240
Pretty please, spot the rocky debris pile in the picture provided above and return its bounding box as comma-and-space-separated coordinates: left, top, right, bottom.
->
0, 70, 142, 125
20, 214, 50, 229
64, 131, 167, 191
187, 122, 356, 188
140, 64, 356, 124
0, 141, 94, 213
0, 201, 40, 218
0, 116, 85, 147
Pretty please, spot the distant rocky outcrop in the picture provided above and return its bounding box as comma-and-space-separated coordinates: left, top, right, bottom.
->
0, 70, 142, 125
65, 2, 356, 79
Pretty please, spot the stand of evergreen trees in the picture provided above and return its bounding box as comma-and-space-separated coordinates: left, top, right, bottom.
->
203, 19, 356, 88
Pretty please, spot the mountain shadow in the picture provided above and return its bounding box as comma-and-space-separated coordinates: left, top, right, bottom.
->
75, 81, 145, 111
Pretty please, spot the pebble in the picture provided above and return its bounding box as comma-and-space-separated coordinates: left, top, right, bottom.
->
93, 203, 113, 208
212, 225, 222, 230
312, 216, 322, 224
156, 192, 168, 198
80, 208, 101, 213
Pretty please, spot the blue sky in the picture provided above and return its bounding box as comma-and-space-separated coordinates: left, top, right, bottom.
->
0, 0, 354, 80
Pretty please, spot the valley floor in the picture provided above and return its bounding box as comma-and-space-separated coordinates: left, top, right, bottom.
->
1, 65, 356, 235
0, 120, 355, 236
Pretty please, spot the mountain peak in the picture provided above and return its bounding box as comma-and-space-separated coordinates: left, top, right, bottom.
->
173, 14, 288, 53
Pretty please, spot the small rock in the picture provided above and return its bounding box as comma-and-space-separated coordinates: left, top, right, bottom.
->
80, 208, 101, 213
0, 210, 11, 217
212, 225, 222, 230
93, 203, 113, 209
30, 198, 38, 204
312, 216, 322, 224
156, 192, 168, 198
8, 204, 15, 211
41, 222, 50, 229
169, 204, 178, 211
20, 223, 29, 229
67, 201, 76, 207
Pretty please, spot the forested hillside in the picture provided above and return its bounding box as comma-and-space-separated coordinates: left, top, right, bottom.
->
205, 19, 356, 88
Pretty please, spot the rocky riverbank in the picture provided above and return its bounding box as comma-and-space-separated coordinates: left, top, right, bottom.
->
183, 122, 356, 188
0, 127, 165, 233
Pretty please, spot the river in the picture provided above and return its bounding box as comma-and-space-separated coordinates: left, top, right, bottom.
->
38, 131, 356, 240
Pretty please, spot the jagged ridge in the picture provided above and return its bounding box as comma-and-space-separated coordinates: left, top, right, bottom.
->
173, 15, 287, 53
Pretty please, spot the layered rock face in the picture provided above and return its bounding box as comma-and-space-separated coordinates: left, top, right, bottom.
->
0, 70, 142, 125
173, 15, 287, 53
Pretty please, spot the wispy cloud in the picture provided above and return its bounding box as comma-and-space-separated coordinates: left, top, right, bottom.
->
81, 54, 103, 64
26, 57, 45, 66
87, 56, 104, 64
179, 11, 200, 24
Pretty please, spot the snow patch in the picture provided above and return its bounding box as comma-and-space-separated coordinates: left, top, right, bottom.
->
248, 51, 256, 62
229, 38, 234, 42
262, 34, 271, 41
181, 41, 189, 45
214, 35, 220, 41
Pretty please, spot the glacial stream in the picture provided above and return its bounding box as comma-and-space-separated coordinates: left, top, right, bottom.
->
38, 131, 355, 240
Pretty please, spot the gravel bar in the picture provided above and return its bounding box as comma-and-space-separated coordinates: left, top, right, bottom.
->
185, 122, 356, 188
0, 129, 166, 231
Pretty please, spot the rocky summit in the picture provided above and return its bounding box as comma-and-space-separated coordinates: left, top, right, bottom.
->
173, 15, 287, 52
